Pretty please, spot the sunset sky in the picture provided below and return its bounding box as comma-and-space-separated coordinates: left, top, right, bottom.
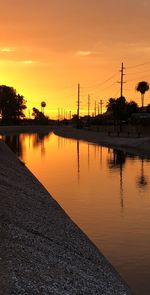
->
1, 0, 150, 118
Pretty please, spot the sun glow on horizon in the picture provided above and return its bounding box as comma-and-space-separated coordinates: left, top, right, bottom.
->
0, 1, 150, 118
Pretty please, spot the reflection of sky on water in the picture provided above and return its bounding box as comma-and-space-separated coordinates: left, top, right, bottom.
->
2, 132, 150, 210
2, 132, 150, 294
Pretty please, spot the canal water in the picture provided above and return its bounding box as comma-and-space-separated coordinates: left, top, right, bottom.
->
3, 132, 150, 294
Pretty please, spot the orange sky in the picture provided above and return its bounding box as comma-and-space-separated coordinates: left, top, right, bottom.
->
1, 0, 150, 118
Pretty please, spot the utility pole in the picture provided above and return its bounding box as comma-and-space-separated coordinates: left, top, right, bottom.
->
77, 83, 80, 119
98, 102, 100, 115
119, 62, 125, 97
66, 111, 68, 120
87, 95, 90, 127
94, 100, 97, 117
61, 108, 63, 120
69, 110, 72, 120
100, 100, 103, 115
58, 107, 60, 121
88, 94, 90, 116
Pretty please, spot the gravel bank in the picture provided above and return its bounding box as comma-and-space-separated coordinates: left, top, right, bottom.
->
0, 140, 131, 294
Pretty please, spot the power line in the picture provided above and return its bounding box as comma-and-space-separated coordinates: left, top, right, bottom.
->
126, 76, 150, 83
82, 71, 118, 91
100, 81, 117, 91
126, 68, 150, 76
127, 60, 150, 69
54, 84, 76, 94
112, 89, 120, 98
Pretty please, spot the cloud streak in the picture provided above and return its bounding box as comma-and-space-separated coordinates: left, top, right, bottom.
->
75, 51, 101, 57
0, 47, 16, 52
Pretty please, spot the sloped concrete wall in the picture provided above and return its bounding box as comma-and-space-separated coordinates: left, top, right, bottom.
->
0, 141, 131, 294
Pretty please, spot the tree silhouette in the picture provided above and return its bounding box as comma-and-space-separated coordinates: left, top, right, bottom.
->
0, 85, 26, 122
32, 107, 49, 123
126, 101, 139, 117
107, 96, 127, 130
136, 81, 149, 109
32, 107, 44, 120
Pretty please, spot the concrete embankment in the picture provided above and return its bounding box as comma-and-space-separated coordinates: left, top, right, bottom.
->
54, 126, 150, 158
0, 140, 131, 294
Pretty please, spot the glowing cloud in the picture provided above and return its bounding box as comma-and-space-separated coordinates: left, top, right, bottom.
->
76, 51, 93, 57
22, 60, 35, 64
0, 47, 15, 52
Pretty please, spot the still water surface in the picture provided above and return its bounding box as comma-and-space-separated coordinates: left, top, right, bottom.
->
3, 132, 150, 294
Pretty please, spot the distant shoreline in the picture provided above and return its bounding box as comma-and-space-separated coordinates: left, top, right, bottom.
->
53, 126, 150, 158
0, 124, 150, 158
0, 124, 52, 135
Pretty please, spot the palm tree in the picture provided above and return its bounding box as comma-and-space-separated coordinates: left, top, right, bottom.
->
136, 81, 149, 109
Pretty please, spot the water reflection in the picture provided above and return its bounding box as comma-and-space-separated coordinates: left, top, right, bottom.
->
2, 132, 51, 160
99, 146, 103, 166
137, 158, 149, 189
2, 132, 150, 294
3, 133, 150, 196
4, 135, 23, 158
107, 149, 127, 208
88, 143, 90, 169
77, 140, 80, 183
32, 133, 50, 156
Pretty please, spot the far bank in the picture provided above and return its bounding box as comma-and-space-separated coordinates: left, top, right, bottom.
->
0, 124, 150, 158
53, 125, 150, 158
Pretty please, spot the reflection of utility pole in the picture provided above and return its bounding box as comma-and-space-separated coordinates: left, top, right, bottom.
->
77, 140, 80, 183
88, 143, 90, 169
120, 164, 124, 208
94, 145, 97, 160
99, 146, 102, 166
77, 83, 80, 119
137, 158, 148, 188
58, 136, 60, 149
41, 139, 45, 156
107, 149, 124, 209
28, 134, 31, 149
